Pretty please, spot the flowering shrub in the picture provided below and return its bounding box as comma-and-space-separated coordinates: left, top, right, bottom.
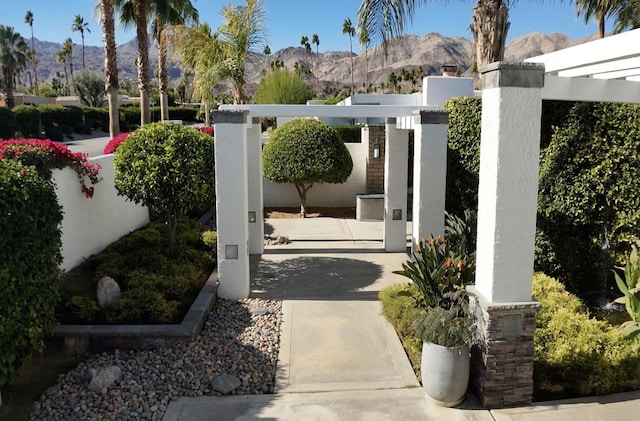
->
103, 132, 131, 155
0, 139, 101, 198
194, 126, 214, 137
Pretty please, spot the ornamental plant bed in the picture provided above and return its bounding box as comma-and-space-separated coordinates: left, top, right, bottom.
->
57, 218, 217, 326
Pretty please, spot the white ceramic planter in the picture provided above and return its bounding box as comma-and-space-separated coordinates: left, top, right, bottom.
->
421, 341, 470, 407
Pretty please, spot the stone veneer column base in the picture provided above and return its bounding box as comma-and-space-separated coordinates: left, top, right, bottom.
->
467, 285, 540, 408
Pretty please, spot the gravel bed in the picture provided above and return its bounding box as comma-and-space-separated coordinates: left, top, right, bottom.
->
31, 298, 282, 421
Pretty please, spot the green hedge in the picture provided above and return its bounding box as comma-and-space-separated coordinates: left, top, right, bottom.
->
119, 106, 200, 126
333, 125, 362, 143
83, 107, 109, 131
12, 105, 40, 138
532, 273, 640, 398
0, 107, 17, 139
37, 104, 74, 129
0, 159, 63, 388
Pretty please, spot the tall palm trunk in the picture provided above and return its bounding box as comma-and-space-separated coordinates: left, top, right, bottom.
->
3, 68, 15, 108
349, 36, 354, 95
30, 28, 38, 95
598, 17, 605, 38
101, 0, 120, 138
135, 0, 151, 125
470, 0, 510, 70
81, 33, 86, 69
157, 21, 169, 121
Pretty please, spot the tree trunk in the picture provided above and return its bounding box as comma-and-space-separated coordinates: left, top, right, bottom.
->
295, 184, 312, 218
101, 0, 119, 138
4, 69, 15, 109
31, 29, 39, 96
598, 17, 605, 39
204, 102, 211, 126
349, 37, 354, 95
135, 0, 151, 125
158, 25, 170, 121
470, 0, 510, 70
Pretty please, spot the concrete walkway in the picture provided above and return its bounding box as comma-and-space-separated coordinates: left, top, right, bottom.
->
164, 217, 640, 420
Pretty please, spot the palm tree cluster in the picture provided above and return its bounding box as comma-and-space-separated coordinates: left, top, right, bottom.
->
0, 25, 28, 108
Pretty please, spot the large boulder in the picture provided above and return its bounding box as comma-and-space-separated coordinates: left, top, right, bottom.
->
88, 366, 121, 392
96, 276, 121, 308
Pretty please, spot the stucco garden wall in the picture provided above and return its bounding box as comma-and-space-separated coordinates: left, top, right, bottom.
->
53, 154, 150, 271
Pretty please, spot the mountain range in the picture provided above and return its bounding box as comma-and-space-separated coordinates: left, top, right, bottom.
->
24, 31, 586, 96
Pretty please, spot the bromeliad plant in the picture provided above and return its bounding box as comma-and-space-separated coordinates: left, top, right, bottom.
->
613, 245, 640, 350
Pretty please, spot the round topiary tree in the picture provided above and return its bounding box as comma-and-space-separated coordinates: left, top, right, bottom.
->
114, 123, 215, 246
262, 118, 353, 217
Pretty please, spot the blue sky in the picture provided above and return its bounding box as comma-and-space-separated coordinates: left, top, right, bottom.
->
0, 0, 612, 53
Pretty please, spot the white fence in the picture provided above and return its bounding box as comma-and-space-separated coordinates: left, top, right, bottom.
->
53, 154, 150, 271
262, 143, 367, 208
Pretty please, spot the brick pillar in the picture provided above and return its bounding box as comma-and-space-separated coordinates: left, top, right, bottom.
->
362, 125, 385, 193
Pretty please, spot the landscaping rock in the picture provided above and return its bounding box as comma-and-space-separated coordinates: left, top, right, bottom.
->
210, 374, 241, 395
96, 276, 121, 308
88, 366, 121, 392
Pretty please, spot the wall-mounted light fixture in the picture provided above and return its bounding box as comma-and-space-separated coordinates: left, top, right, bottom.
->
248, 211, 257, 223
373, 141, 380, 159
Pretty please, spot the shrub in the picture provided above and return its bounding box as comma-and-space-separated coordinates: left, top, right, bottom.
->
0, 107, 17, 139
333, 125, 361, 143
64, 105, 84, 126
168, 107, 199, 122
83, 107, 109, 131
44, 126, 64, 142
65, 296, 100, 322
119, 107, 141, 126
537, 102, 640, 296
38, 104, 73, 129
103, 132, 131, 155
12, 105, 40, 137
0, 139, 101, 197
0, 159, 63, 388
193, 126, 214, 137
72, 70, 106, 107
262, 118, 353, 217
255, 68, 313, 104
114, 124, 215, 246
532, 273, 640, 398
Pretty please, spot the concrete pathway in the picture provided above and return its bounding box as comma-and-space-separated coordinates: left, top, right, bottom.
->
164, 217, 640, 420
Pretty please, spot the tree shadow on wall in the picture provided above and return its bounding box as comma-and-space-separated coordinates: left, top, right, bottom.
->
250, 256, 384, 301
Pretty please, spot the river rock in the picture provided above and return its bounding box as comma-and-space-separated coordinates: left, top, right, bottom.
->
96, 276, 121, 307
88, 366, 121, 392
210, 374, 241, 394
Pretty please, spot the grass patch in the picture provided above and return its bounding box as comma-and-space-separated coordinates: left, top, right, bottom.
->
57, 218, 217, 325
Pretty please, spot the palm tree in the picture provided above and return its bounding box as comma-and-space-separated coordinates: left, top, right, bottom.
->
115, 0, 152, 125
71, 15, 91, 69
150, 0, 199, 121
62, 37, 74, 78
0, 25, 28, 108
312, 33, 320, 84
99, 0, 120, 138
24, 11, 39, 96
170, 22, 221, 125
358, 25, 370, 92
300, 35, 311, 74
575, 0, 623, 38
342, 18, 355, 95
613, 0, 640, 32
263, 44, 271, 68
358, 0, 510, 71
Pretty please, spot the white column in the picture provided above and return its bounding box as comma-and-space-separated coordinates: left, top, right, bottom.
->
247, 117, 264, 255
412, 111, 448, 249
474, 63, 545, 303
213, 110, 250, 300
383, 118, 409, 252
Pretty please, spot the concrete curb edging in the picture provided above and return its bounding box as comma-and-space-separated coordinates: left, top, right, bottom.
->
50, 271, 219, 354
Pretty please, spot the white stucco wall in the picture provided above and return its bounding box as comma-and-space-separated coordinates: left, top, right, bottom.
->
53, 154, 150, 271
423, 77, 474, 107
262, 143, 367, 208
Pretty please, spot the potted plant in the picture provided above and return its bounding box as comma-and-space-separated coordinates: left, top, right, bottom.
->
394, 225, 476, 407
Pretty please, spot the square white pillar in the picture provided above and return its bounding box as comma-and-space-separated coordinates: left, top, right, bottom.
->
247, 117, 264, 255
213, 110, 250, 300
475, 63, 545, 303
412, 111, 448, 249
384, 119, 409, 252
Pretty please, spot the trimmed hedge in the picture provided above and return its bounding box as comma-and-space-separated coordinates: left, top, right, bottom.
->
333, 125, 362, 143
0, 107, 16, 139
83, 107, 109, 131
119, 106, 200, 126
0, 159, 63, 388
38, 104, 74, 129
532, 273, 640, 398
12, 105, 40, 138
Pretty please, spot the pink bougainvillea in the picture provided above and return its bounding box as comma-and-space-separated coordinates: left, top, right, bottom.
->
193, 126, 214, 137
103, 132, 131, 155
0, 139, 101, 198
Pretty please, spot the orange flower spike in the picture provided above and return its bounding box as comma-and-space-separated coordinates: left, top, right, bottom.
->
445, 257, 452, 269
457, 259, 464, 269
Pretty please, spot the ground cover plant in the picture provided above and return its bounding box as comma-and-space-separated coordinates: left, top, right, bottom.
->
59, 218, 217, 325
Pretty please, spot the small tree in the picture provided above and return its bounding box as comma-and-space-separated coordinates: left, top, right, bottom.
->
255, 68, 313, 104
72, 70, 106, 107
262, 119, 353, 217
114, 123, 215, 246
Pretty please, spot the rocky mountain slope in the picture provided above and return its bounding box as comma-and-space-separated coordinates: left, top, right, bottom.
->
26, 31, 584, 94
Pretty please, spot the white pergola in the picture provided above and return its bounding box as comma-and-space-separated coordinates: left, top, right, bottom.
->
211, 29, 640, 407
